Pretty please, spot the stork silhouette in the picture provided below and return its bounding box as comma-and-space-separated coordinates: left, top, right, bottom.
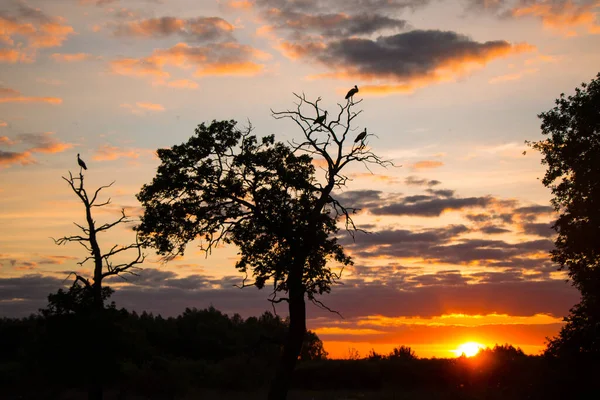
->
355, 128, 367, 143
345, 85, 359, 100
314, 110, 327, 126
77, 153, 87, 170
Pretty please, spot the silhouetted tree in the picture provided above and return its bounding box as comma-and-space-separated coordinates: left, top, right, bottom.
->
136, 94, 389, 399
52, 171, 145, 400
300, 330, 328, 361
388, 345, 418, 360
528, 72, 600, 357
40, 283, 114, 317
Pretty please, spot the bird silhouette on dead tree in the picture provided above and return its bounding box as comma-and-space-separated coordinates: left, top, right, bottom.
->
77, 154, 87, 170
314, 110, 327, 126
345, 85, 359, 100
355, 128, 367, 143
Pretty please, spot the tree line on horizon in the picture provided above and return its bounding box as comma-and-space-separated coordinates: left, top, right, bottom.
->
1, 294, 598, 399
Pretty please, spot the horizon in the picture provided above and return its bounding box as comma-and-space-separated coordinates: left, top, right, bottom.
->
1, 0, 598, 359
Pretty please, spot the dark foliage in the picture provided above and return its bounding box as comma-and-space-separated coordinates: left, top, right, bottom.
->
2, 296, 600, 399
0, 286, 326, 399
136, 120, 351, 301
529, 72, 600, 357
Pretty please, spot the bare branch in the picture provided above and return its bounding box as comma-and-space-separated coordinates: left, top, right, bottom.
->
96, 209, 130, 233
311, 298, 344, 319
90, 181, 115, 205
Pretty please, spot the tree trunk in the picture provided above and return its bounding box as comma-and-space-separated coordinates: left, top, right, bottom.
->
267, 280, 306, 400
88, 295, 104, 400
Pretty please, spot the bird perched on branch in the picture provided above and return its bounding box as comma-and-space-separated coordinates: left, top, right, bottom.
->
77, 153, 87, 170
345, 85, 359, 100
355, 128, 367, 143
314, 110, 327, 125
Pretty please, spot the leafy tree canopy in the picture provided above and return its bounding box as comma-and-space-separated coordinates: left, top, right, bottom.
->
136, 120, 351, 301
530, 72, 600, 296
530, 72, 600, 357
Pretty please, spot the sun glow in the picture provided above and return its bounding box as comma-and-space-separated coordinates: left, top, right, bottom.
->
452, 342, 485, 357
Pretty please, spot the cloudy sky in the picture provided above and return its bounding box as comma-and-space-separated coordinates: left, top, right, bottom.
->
1, 0, 598, 358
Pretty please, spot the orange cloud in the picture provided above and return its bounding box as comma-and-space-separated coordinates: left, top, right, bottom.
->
0, 120, 7, 128
0, 48, 31, 63
225, 0, 254, 9
0, 132, 73, 159
0, 150, 35, 166
524, 54, 562, 65
277, 40, 327, 60
0, 135, 15, 144
51, 52, 93, 62
356, 313, 563, 328
120, 102, 165, 114
349, 172, 400, 184
92, 144, 144, 161
0, 86, 62, 104
194, 61, 264, 76
111, 42, 268, 82
136, 102, 165, 111
27, 132, 74, 154
28, 21, 75, 48
412, 161, 444, 170
512, 0, 600, 36
0, 6, 75, 61
306, 40, 535, 95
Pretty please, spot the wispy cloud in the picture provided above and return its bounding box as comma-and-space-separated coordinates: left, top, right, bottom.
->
110, 42, 270, 82
120, 102, 165, 115
412, 160, 444, 170
50, 52, 95, 62
0, 48, 31, 63
0, 86, 62, 104
0, 132, 73, 167
0, 150, 35, 166
92, 144, 153, 161
0, 2, 75, 62
489, 67, 539, 83
112, 16, 235, 42
467, 0, 600, 37
511, 0, 600, 36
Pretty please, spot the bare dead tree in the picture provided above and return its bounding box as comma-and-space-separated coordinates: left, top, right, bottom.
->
52, 169, 144, 400
53, 170, 145, 310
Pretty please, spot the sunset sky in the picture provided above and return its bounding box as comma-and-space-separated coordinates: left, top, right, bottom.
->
1, 0, 598, 359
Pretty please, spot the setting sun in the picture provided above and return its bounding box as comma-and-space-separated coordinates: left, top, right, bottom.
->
452, 342, 485, 357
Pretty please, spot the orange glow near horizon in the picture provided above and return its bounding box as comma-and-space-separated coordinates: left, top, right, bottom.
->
321, 339, 545, 360
315, 312, 564, 359
452, 341, 486, 357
